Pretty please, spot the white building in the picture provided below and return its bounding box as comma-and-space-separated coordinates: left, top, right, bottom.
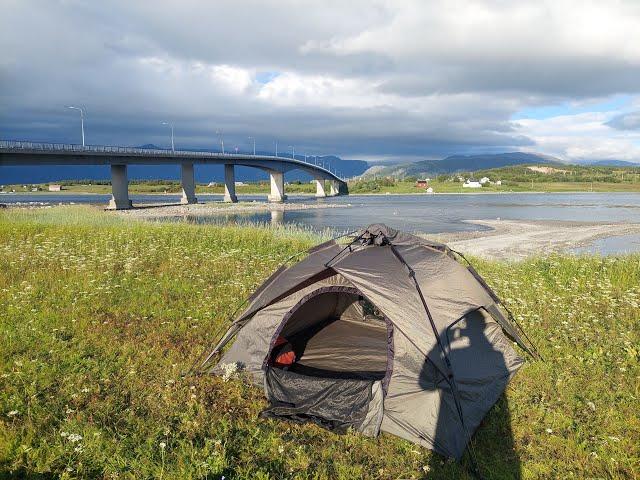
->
479, 177, 491, 184
463, 180, 482, 188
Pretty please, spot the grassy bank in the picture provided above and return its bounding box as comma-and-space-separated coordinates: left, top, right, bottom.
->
349, 179, 640, 194
2, 181, 317, 196
0, 206, 638, 479
6, 177, 640, 197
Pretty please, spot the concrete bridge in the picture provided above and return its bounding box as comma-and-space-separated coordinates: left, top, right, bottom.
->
0, 140, 348, 209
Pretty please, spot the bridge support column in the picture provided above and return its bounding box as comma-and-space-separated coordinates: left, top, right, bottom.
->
223, 164, 238, 203
329, 180, 339, 196
268, 171, 287, 203
180, 163, 198, 204
107, 164, 132, 210
315, 178, 326, 197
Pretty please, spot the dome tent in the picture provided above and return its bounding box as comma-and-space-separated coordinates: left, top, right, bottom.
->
201, 224, 537, 462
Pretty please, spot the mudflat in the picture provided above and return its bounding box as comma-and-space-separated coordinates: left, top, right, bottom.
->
432, 219, 640, 260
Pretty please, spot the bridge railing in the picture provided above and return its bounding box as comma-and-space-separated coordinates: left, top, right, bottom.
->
0, 140, 212, 156
0, 140, 345, 180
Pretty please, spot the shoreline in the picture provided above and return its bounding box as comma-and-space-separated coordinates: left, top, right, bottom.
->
429, 219, 640, 260
111, 201, 350, 219
3, 189, 640, 198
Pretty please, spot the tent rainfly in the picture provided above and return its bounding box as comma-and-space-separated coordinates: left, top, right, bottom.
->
201, 224, 537, 462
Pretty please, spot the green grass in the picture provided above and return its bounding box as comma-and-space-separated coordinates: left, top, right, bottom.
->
1, 206, 638, 479
8, 177, 640, 198
347, 179, 640, 194
3, 181, 318, 196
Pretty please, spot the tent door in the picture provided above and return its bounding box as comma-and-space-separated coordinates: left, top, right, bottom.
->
261, 366, 384, 436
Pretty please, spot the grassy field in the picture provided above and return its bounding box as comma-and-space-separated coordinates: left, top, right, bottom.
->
0, 206, 638, 479
5, 177, 640, 198
348, 179, 640, 194
2, 181, 317, 196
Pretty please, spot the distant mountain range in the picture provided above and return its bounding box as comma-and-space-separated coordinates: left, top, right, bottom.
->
362, 152, 562, 177
2, 147, 637, 184
585, 159, 640, 167
0, 145, 369, 184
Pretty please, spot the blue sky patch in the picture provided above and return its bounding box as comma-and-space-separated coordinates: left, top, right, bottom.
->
255, 71, 280, 84
513, 95, 632, 120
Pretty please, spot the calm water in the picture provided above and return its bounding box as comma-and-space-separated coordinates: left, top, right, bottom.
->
3, 192, 640, 253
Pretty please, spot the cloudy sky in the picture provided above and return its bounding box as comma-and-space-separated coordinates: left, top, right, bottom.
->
2, 0, 640, 162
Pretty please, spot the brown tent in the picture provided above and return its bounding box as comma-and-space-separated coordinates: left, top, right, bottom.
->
202, 224, 535, 461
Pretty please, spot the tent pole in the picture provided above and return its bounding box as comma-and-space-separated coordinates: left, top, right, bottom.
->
385, 240, 484, 478
192, 229, 361, 375
449, 248, 543, 361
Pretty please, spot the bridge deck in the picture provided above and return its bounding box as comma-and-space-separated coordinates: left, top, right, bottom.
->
0, 140, 348, 208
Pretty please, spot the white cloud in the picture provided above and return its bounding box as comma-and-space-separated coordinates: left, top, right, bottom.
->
1, 0, 640, 160
517, 109, 640, 162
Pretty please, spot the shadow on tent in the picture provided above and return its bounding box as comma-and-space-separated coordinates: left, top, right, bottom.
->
420, 315, 521, 480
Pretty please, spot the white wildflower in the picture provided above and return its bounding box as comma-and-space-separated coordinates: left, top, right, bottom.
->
6, 410, 19, 417
221, 363, 239, 381
68, 433, 83, 443
159, 441, 166, 450
545, 428, 553, 434
278, 445, 284, 454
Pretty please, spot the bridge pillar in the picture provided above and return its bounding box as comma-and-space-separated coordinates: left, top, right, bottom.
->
268, 171, 287, 203
315, 178, 327, 197
329, 180, 339, 196
223, 164, 238, 203
107, 164, 132, 210
180, 163, 198, 204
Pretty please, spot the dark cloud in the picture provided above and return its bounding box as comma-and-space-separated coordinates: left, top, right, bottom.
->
1, 0, 639, 160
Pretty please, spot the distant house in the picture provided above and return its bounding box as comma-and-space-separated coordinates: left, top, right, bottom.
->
48, 184, 62, 192
234, 181, 245, 187
495, 180, 502, 186
415, 179, 429, 188
463, 180, 482, 188
479, 177, 491, 184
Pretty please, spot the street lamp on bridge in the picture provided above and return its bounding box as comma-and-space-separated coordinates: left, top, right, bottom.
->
66, 106, 85, 147
289, 145, 295, 161
248, 137, 256, 155
161, 122, 175, 152
216, 130, 225, 154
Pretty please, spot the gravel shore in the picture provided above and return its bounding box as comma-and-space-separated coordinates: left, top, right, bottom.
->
430, 219, 640, 260
112, 201, 349, 219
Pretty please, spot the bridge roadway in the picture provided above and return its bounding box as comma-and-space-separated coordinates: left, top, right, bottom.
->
0, 140, 348, 209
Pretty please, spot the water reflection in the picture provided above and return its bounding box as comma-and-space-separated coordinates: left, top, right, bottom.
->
270, 209, 284, 225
